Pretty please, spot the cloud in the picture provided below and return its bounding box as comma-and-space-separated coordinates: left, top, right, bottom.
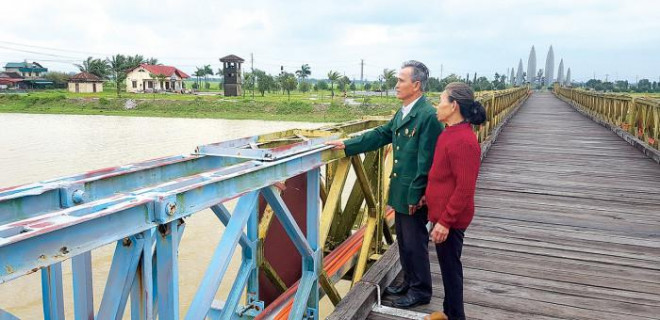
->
0, 0, 657, 82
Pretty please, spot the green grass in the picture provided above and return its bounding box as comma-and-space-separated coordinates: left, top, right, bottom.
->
0, 89, 404, 122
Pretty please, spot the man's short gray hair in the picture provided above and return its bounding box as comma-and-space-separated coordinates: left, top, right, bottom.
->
401, 60, 430, 91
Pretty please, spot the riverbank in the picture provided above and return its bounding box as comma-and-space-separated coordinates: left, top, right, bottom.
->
0, 91, 402, 122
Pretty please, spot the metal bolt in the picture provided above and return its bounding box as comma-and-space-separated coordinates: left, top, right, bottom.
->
165, 202, 177, 216
72, 190, 85, 204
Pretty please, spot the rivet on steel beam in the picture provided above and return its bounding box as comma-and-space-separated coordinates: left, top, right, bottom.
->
71, 190, 85, 204
165, 202, 177, 216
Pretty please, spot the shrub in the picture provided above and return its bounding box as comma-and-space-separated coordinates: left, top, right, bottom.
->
275, 100, 313, 114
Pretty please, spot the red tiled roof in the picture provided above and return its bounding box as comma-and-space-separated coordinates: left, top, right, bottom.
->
136, 64, 190, 79
0, 78, 24, 84
69, 72, 104, 82
0, 72, 23, 79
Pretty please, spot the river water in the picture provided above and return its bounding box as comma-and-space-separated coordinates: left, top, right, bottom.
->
0, 113, 344, 319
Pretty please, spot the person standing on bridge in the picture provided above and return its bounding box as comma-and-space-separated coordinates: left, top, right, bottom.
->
326, 60, 443, 309
426, 82, 486, 320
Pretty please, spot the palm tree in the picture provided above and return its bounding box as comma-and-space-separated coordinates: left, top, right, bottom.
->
145, 57, 160, 65
327, 70, 341, 99
382, 69, 396, 97
296, 64, 311, 82
203, 64, 213, 90
124, 54, 145, 70
107, 54, 127, 97
193, 67, 205, 91
76, 56, 109, 79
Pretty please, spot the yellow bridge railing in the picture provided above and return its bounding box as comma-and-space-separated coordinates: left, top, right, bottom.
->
555, 87, 660, 150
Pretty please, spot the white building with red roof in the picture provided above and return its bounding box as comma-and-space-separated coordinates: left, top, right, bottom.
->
68, 72, 105, 93
125, 64, 190, 93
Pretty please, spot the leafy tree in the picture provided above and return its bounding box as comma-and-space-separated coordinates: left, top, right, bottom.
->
585, 79, 602, 90
254, 69, 274, 96
299, 81, 311, 93
43, 71, 69, 88
349, 82, 356, 92
427, 77, 441, 92
295, 64, 311, 82
473, 76, 493, 91
364, 82, 372, 91
278, 72, 297, 98
614, 80, 629, 92
316, 80, 329, 90
637, 79, 652, 92
338, 76, 351, 92
327, 71, 341, 99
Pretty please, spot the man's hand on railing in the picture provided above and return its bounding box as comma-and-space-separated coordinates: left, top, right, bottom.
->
325, 140, 346, 150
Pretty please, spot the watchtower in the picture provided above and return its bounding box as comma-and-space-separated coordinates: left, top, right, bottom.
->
219, 54, 245, 96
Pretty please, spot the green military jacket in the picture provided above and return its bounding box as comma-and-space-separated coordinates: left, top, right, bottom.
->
344, 95, 444, 214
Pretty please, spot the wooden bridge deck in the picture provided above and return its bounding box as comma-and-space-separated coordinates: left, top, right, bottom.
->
367, 92, 660, 320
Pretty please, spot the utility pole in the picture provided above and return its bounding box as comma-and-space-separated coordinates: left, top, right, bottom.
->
250, 53, 254, 98
360, 59, 364, 83
440, 64, 443, 79
605, 74, 609, 82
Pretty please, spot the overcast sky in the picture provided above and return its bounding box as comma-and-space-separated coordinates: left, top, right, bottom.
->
0, 0, 657, 82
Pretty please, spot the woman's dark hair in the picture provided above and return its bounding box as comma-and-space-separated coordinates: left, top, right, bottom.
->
444, 82, 486, 125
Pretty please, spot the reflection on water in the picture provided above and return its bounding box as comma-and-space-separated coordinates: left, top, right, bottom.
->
0, 113, 347, 319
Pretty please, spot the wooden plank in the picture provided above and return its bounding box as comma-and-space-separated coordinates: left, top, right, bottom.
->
355, 92, 660, 320
327, 242, 402, 320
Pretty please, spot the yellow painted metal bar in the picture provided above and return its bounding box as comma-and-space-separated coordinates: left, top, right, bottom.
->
319, 270, 342, 306
262, 258, 288, 293
320, 157, 351, 248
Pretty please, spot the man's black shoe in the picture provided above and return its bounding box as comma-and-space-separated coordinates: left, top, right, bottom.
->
392, 295, 431, 309
385, 283, 409, 295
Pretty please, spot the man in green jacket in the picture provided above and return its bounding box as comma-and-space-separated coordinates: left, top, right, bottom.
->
326, 60, 443, 308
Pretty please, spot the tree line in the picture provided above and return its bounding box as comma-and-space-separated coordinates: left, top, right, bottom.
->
584, 79, 660, 93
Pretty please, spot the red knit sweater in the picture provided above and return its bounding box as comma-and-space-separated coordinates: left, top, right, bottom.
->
425, 122, 481, 229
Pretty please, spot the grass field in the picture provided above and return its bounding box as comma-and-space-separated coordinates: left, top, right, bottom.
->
0, 88, 410, 122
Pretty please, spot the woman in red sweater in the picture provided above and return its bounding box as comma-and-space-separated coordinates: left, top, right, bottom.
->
426, 82, 485, 320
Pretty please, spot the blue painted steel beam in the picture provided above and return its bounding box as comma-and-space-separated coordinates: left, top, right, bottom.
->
0, 155, 237, 225
130, 229, 155, 320
0, 121, 388, 319
217, 259, 252, 319
185, 191, 259, 320
71, 251, 94, 320
41, 262, 64, 320
305, 169, 321, 320
260, 187, 313, 258
1, 146, 329, 283
0, 309, 20, 320
97, 235, 145, 319
210, 204, 250, 250
157, 221, 182, 320
289, 271, 316, 320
